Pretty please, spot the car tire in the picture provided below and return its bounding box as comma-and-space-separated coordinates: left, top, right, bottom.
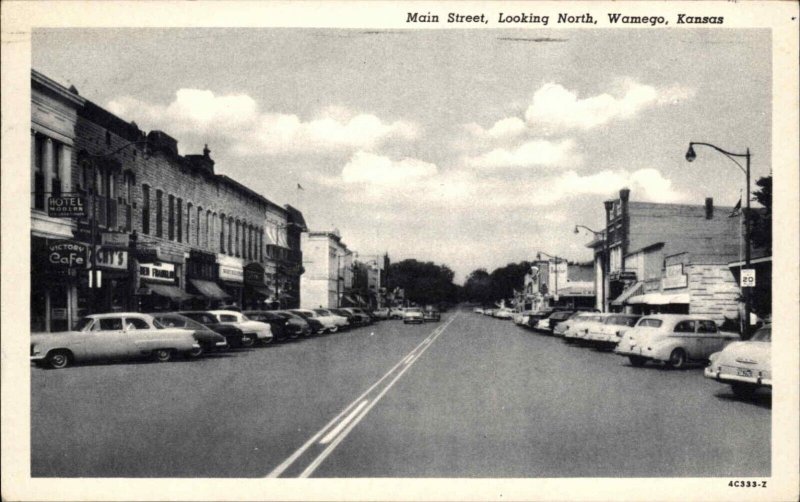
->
46, 350, 72, 370
666, 348, 687, 369
731, 383, 757, 399
260, 336, 274, 346
239, 335, 255, 347
152, 349, 172, 363
328, 326, 339, 334
628, 355, 647, 367
187, 346, 204, 358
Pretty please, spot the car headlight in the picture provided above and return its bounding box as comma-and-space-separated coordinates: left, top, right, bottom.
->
31, 345, 41, 355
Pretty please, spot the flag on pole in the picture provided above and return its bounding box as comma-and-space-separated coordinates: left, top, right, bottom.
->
728, 197, 742, 217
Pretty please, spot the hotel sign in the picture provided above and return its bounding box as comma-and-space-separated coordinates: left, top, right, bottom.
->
47, 195, 86, 217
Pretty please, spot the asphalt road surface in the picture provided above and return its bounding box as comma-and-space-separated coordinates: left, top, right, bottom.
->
31, 309, 770, 478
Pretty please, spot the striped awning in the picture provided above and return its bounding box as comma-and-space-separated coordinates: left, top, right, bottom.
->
611, 281, 644, 306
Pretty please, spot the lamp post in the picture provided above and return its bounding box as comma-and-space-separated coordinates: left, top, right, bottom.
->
685, 141, 752, 337
575, 224, 607, 312
79, 139, 149, 314
536, 250, 563, 304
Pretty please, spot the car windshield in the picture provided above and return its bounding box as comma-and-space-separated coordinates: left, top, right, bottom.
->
750, 327, 771, 342
155, 314, 204, 330
183, 313, 215, 324
314, 309, 331, 316
638, 318, 663, 328
73, 318, 95, 331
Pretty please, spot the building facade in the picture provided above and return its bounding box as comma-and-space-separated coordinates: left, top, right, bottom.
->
586, 188, 743, 324
300, 230, 353, 309
30, 71, 305, 331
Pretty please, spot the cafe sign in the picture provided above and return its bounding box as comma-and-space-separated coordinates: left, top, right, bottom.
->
47, 195, 86, 218
48, 240, 87, 268
139, 262, 176, 284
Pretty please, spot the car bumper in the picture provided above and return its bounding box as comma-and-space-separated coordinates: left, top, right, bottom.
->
704, 366, 772, 387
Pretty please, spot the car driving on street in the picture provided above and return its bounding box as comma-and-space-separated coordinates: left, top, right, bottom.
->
402, 307, 425, 324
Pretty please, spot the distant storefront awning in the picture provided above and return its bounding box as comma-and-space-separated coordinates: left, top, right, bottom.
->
628, 292, 689, 305
612, 281, 644, 306
190, 279, 231, 300
142, 284, 196, 303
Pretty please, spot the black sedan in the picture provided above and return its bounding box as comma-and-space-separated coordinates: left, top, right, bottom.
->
244, 310, 297, 341
153, 313, 229, 356
176, 311, 254, 347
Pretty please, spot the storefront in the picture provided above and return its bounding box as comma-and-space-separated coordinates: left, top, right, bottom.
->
76, 243, 132, 315
185, 250, 229, 308
217, 254, 244, 307
243, 262, 272, 310
30, 237, 84, 332
136, 260, 193, 312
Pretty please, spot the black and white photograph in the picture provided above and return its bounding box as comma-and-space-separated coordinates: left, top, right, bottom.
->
2, 1, 798, 501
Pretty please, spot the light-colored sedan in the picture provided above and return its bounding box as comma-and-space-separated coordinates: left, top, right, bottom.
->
207, 310, 273, 345
291, 309, 340, 333
615, 314, 740, 369
474, 307, 485, 314
315, 308, 350, 330
493, 308, 514, 320
30, 313, 201, 369
403, 307, 425, 324
563, 313, 611, 343
585, 314, 641, 349
705, 324, 771, 398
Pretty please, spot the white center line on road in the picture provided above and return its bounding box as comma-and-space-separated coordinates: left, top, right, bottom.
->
265, 313, 458, 478
298, 313, 457, 478
319, 399, 369, 445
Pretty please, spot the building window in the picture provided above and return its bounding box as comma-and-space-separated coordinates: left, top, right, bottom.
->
196, 207, 202, 245
51, 143, 62, 197
228, 217, 233, 254
205, 210, 211, 249
155, 189, 163, 237
176, 198, 183, 243
219, 213, 226, 253
168, 194, 175, 240
186, 202, 193, 243
33, 134, 46, 209
142, 184, 150, 234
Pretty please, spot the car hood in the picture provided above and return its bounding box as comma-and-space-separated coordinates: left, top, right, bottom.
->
715, 341, 770, 367
31, 331, 85, 344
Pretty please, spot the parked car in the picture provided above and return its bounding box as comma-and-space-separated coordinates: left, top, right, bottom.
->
270, 310, 313, 337
493, 308, 514, 319
553, 311, 593, 337
30, 313, 200, 369
285, 309, 327, 335
423, 306, 441, 322
534, 310, 573, 333
705, 324, 771, 398
177, 310, 254, 347
389, 307, 405, 319
372, 308, 390, 320
244, 310, 294, 341
329, 308, 358, 328
562, 313, 611, 343
473, 307, 484, 314
314, 308, 350, 330
584, 314, 641, 349
403, 307, 425, 324
348, 307, 375, 325
615, 314, 740, 368
152, 313, 229, 356
291, 309, 340, 333
483, 308, 496, 316
207, 310, 274, 345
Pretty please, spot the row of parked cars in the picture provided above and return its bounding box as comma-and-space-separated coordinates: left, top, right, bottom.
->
475, 306, 772, 399
30, 306, 379, 370
372, 306, 442, 324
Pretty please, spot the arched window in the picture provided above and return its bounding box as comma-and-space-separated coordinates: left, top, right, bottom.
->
219, 212, 226, 253
186, 202, 193, 243
141, 184, 151, 235
196, 206, 202, 245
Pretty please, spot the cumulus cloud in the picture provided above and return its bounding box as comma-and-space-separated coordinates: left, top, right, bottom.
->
341, 151, 438, 185
107, 89, 417, 156
465, 117, 526, 140
524, 80, 695, 130
465, 139, 582, 170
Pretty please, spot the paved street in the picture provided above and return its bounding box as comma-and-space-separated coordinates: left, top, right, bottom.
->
31, 309, 770, 478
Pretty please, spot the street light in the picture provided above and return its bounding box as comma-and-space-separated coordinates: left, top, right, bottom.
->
685, 141, 752, 337
574, 224, 608, 312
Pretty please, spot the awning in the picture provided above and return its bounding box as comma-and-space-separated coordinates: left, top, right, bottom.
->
190, 279, 231, 300
612, 281, 644, 306
628, 292, 690, 305
143, 283, 196, 303
250, 286, 273, 297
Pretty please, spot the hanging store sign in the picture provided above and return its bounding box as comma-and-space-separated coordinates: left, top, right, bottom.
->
47, 195, 86, 218
88, 246, 128, 270
48, 240, 87, 268
139, 262, 176, 284
101, 232, 130, 248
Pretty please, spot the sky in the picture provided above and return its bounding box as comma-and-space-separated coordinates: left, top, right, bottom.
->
32, 28, 772, 283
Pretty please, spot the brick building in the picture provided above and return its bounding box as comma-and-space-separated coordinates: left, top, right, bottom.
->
585, 188, 744, 324
30, 70, 306, 331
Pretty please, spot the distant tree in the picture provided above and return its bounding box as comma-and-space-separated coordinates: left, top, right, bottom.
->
750, 175, 772, 254
387, 259, 458, 305
463, 268, 492, 305
488, 261, 533, 303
